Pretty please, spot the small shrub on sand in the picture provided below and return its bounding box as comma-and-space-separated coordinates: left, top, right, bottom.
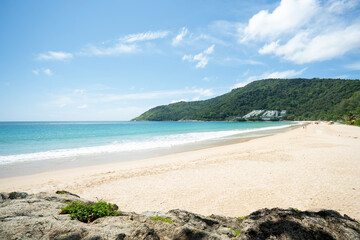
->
60, 200, 121, 223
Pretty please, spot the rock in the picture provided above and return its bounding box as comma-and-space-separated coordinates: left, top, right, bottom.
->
56, 190, 81, 198
8, 192, 28, 199
0, 192, 9, 203
54, 233, 82, 240
0, 192, 359, 240
239, 208, 360, 240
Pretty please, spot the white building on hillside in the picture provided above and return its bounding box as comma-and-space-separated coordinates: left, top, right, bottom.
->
261, 110, 278, 120
243, 110, 264, 119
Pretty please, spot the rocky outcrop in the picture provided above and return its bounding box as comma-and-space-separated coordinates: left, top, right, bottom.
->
0, 191, 359, 240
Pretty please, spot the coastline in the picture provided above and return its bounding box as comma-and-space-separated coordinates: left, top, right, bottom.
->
1, 122, 359, 219
0, 121, 299, 178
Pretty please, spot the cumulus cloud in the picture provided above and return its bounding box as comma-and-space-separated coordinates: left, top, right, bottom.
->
259, 23, 360, 64
172, 27, 188, 46
240, 0, 318, 42
182, 45, 215, 68
120, 30, 170, 43
240, 0, 360, 64
231, 68, 306, 89
37, 51, 73, 61
258, 41, 280, 54
326, 0, 359, 14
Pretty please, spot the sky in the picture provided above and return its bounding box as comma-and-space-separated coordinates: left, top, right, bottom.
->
0, 0, 360, 121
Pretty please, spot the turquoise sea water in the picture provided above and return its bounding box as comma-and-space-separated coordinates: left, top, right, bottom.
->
0, 121, 296, 165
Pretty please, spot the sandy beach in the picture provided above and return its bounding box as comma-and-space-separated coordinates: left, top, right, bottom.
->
1, 122, 359, 219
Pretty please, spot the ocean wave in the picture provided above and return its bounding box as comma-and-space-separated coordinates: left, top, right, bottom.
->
0, 124, 294, 164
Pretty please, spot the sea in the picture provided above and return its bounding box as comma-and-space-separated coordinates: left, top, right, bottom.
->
0, 121, 298, 177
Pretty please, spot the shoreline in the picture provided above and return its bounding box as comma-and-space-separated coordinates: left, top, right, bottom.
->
0, 122, 299, 178
1, 122, 359, 219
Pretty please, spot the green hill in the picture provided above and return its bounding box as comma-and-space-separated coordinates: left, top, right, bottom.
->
132, 78, 360, 121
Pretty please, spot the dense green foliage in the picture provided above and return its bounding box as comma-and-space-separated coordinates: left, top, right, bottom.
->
133, 79, 360, 121
60, 200, 122, 223
334, 91, 360, 125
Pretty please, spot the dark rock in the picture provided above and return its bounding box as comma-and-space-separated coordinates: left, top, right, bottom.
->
56, 190, 81, 198
0, 192, 359, 240
133, 226, 160, 240
173, 227, 213, 240
8, 192, 28, 199
240, 208, 360, 240
54, 233, 82, 240
84, 236, 103, 240
115, 233, 126, 240
0, 192, 9, 203
55, 190, 80, 198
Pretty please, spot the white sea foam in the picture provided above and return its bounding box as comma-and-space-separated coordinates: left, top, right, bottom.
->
0, 124, 294, 164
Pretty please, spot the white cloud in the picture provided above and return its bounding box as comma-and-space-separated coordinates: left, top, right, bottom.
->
81, 43, 138, 56
50, 87, 214, 109
241, 0, 360, 64
240, 0, 319, 42
73, 89, 85, 95
172, 27, 188, 46
79, 30, 170, 56
260, 23, 360, 64
258, 41, 279, 54
77, 104, 88, 109
223, 57, 264, 66
326, 0, 359, 14
171, 99, 187, 104
231, 68, 306, 89
192, 97, 200, 101
346, 61, 360, 70
52, 96, 72, 108
98, 88, 214, 102
43, 69, 52, 76
209, 20, 243, 37
120, 30, 170, 43
182, 45, 215, 68
33, 68, 53, 76
37, 51, 73, 61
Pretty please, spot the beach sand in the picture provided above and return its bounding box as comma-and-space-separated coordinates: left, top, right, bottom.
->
1, 122, 359, 219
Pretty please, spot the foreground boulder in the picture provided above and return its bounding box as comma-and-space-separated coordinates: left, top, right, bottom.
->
0, 192, 359, 240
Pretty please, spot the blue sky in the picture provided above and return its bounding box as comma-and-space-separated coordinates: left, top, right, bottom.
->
1, 0, 359, 121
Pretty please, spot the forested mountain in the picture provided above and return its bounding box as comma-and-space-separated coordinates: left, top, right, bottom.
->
132, 79, 360, 121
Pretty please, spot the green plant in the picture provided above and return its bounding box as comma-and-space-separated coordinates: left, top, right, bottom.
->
228, 227, 241, 236
151, 214, 174, 224
60, 200, 121, 223
292, 208, 301, 213
237, 216, 246, 220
